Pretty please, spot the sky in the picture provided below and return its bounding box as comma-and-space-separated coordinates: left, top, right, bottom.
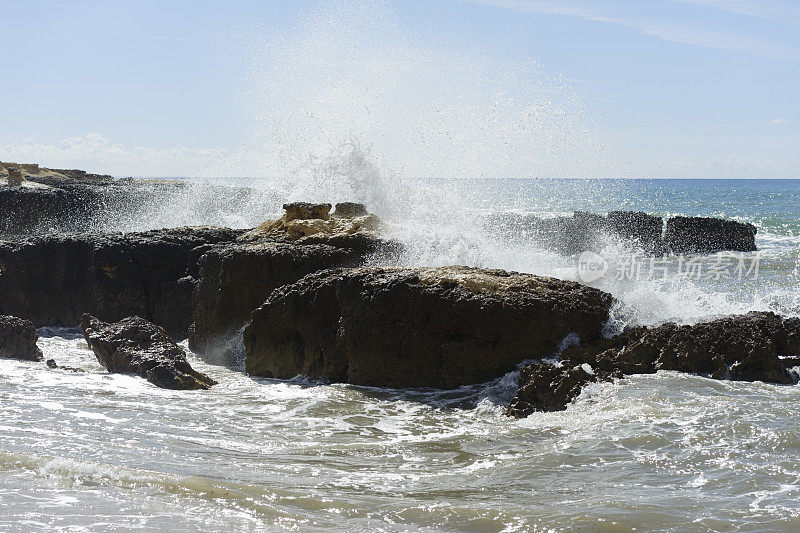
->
0, 0, 798, 178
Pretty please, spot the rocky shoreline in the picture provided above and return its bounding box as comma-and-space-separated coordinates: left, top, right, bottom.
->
1, 162, 787, 417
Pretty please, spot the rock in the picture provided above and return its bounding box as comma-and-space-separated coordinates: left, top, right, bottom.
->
6, 168, 23, 187
81, 314, 216, 390
664, 216, 757, 253
606, 211, 664, 252
506, 362, 616, 417
188, 242, 369, 363
45, 359, 83, 372
283, 202, 332, 221
238, 202, 383, 254
0, 226, 243, 336
333, 202, 368, 218
244, 266, 615, 388
0, 315, 43, 361
508, 311, 800, 417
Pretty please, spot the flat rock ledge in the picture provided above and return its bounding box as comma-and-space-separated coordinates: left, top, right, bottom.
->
507, 311, 800, 417
0, 314, 43, 361
244, 266, 615, 389
81, 314, 216, 390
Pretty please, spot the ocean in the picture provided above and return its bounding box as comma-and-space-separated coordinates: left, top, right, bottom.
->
1, 177, 799, 531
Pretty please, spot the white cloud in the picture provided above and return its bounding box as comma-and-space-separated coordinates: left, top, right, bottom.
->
771, 118, 788, 124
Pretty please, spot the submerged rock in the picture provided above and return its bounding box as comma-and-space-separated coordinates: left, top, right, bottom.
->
506, 362, 616, 418
508, 311, 800, 417
244, 266, 615, 389
0, 226, 243, 336
664, 216, 757, 254
0, 314, 43, 361
81, 314, 216, 390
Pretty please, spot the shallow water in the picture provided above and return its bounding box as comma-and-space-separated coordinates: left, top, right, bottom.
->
3, 332, 800, 531
2, 178, 800, 531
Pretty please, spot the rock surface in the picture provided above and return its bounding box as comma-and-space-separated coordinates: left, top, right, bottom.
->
506, 362, 616, 418
0, 315, 43, 361
81, 314, 216, 390
664, 216, 757, 253
489, 211, 756, 255
508, 311, 800, 417
0, 226, 243, 336
189, 242, 369, 362
244, 266, 615, 389
238, 202, 384, 254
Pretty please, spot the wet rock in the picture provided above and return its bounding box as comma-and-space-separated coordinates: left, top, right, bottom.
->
664, 216, 757, 254
283, 202, 332, 221
0, 315, 43, 361
333, 202, 368, 218
606, 211, 664, 252
45, 359, 84, 372
81, 314, 216, 390
508, 311, 800, 417
244, 266, 615, 388
506, 362, 616, 417
188, 242, 368, 363
238, 201, 384, 254
0, 226, 243, 336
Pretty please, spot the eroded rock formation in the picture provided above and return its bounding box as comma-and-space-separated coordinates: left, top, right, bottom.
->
0, 315, 43, 361
0, 226, 243, 336
508, 311, 800, 417
244, 266, 615, 388
189, 202, 394, 362
81, 314, 216, 390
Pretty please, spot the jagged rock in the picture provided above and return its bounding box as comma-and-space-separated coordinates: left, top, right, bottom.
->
244, 266, 615, 389
81, 314, 216, 390
238, 202, 383, 253
6, 168, 23, 187
0, 315, 43, 361
0, 226, 243, 336
508, 312, 800, 417
188, 242, 369, 362
506, 362, 617, 417
283, 202, 332, 221
664, 216, 757, 253
333, 202, 368, 218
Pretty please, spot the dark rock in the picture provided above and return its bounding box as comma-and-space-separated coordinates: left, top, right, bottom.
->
0, 226, 243, 336
81, 314, 216, 390
45, 359, 83, 372
244, 266, 615, 389
0, 315, 43, 361
188, 242, 368, 363
333, 202, 368, 218
506, 362, 617, 417
508, 311, 800, 417
606, 211, 664, 252
664, 216, 757, 253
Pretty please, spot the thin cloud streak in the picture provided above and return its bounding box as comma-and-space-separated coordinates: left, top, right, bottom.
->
669, 0, 800, 26
462, 0, 800, 60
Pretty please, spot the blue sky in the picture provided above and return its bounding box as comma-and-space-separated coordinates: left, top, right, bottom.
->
1, 0, 798, 178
